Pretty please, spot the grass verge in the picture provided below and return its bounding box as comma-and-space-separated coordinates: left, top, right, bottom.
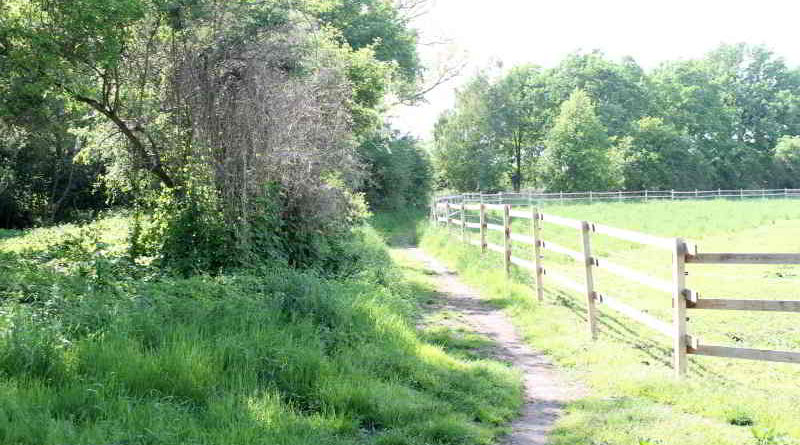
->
0, 214, 522, 445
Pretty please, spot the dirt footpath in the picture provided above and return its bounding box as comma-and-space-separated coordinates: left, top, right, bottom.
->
401, 247, 585, 445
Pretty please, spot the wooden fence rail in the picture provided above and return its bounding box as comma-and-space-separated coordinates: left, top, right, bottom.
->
430, 197, 800, 376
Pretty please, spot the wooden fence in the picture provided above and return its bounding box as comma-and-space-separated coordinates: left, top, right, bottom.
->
436, 188, 800, 205
431, 200, 800, 376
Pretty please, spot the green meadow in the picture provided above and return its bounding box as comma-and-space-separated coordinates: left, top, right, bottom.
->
0, 214, 522, 445
425, 198, 800, 445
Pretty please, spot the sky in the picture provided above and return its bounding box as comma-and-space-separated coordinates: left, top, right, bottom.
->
389, 0, 800, 140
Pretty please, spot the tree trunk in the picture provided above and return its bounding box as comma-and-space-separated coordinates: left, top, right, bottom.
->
514, 143, 522, 192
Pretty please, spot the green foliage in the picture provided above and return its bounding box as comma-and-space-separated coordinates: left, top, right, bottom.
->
433, 73, 507, 192
548, 52, 653, 138
0, 215, 521, 445
361, 130, 432, 212
432, 44, 800, 193
129, 180, 374, 277
320, 0, 421, 85
0, 95, 109, 228
486, 65, 551, 190
615, 117, 710, 190
542, 89, 616, 191
345, 47, 394, 136
773, 136, 800, 187
1, 0, 429, 278
135, 186, 232, 276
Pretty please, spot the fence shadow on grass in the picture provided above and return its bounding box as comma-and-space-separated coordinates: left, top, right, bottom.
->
543, 283, 729, 383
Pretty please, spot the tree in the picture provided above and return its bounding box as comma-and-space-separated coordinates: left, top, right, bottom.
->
548, 52, 653, 138
0, 102, 108, 228
487, 65, 551, 190
320, 0, 421, 84
614, 117, 710, 190
2, 0, 430, 273
773, 136, 800, 187
360, 128, 431, 211
432, 73, 505, 192
650, 44, 800, 188
3, 0, 182, 187
706, 44, 800, 154
541, 89, 616, 192
651, 58, 735, 185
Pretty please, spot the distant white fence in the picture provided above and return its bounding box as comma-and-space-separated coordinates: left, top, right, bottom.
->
435, 188, 800, 205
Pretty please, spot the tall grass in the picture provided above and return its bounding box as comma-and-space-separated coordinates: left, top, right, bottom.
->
424, 198, 800, 445
0, 215, 522, 445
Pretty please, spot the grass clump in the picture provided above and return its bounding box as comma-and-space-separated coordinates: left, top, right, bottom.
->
0, 214, 522, 445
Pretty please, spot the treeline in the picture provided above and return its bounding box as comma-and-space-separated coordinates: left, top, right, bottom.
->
0, 0, 431, 272
433, 45, 800, 193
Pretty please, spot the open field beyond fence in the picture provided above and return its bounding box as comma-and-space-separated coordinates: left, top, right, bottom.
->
433, 197, 800, 377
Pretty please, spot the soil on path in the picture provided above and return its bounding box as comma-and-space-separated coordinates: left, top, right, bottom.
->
400, 247, 585, 445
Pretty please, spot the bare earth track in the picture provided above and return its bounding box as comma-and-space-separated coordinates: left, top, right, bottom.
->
400, 247, 585, 445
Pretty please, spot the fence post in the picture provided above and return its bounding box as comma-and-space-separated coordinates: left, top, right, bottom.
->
532, 207, 544, 302
672, 238, 688, 377
589, 190, 593, 203
717, 188, 721, 199
503, 204, 511, 277
671, 189, 675, 200
786, 188, 789, 199
618, 190, 622, 202
695, 189, 698, 199
460, 201, 466, 243
581, 222, 598, 339
740, 188, 743, 199
480, 203, 487, 253
560, 191, 564, 205
645, 190, 648, 201
445, 202, 451, 235
762, 189, 766, 199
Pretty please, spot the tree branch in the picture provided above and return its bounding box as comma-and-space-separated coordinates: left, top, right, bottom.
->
67, 91, 176, 188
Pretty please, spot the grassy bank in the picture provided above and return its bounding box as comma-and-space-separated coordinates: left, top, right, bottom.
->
0, 215, 521, 445
424, 199, 800, 445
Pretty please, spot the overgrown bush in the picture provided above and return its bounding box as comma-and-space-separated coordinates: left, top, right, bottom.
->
129, 176, 372, 277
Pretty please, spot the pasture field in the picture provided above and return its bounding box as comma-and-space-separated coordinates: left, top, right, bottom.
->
425, 198, 800, 445
0, 214, 522, 445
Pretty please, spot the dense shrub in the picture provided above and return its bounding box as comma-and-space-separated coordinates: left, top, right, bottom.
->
0, 216, 521, 445
361, 130, 433, 212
